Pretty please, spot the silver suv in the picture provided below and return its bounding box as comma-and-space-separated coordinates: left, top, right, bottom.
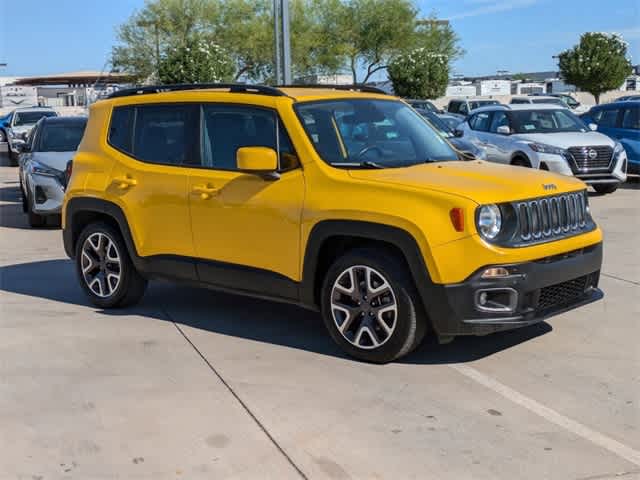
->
457, 104, 627, 194
0, 107, 58, 164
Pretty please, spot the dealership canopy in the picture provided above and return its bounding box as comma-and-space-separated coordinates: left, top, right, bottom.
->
12, 71, 136, 86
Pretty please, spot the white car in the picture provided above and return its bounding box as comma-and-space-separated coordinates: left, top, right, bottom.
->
0, 107, 58, 165
18, 116, 87, 227
511, 95, 590, 114
457, 104, 627, 194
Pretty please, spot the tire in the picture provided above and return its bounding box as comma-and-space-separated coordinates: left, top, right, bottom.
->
0, 129, 6, 143
511, 156, 531, 168
593, 184, 618, 195
75, 221, 147, 308
320, 247, 428, 363
8, 150, 19, 167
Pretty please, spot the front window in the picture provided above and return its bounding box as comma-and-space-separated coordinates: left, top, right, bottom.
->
14, 111, 57, 126
37, 122, 87, 152
511, 109, 588, 134
296, 99, 458, 168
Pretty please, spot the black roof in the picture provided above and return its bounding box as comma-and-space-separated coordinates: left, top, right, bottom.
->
40, 116, 87, 125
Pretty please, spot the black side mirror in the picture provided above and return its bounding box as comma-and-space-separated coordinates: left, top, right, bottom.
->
14, 141, 28, 154
453, 129, 464, 138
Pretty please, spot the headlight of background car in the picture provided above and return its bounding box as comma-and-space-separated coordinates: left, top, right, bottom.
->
477, 204, 502, 239
528, 143, 567, 156
30, 161, 62, 179
613, 142, 626, 158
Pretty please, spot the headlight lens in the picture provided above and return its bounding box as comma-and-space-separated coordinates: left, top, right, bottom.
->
477, 204, 502, 239
30, 161, 61, 178
528, 143, 567, 156
614, 142, 625, 157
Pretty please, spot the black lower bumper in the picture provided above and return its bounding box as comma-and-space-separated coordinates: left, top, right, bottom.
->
425, 242, 603, 336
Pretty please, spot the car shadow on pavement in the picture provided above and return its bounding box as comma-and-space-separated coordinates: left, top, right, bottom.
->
619, 175, 640, 190
0, 259, 552, 364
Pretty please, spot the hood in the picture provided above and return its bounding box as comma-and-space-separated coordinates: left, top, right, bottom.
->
348, 160, 585, 205
512, 131, 613, 148
11, 125, 32, 136
31, 151, 75, 172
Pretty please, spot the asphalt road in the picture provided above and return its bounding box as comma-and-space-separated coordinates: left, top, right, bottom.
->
0, 155, 638, 480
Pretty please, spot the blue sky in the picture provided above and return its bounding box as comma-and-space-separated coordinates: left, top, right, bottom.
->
1, 0, 638, 78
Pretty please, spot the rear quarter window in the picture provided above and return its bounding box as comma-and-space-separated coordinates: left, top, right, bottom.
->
108, 106, 134, 154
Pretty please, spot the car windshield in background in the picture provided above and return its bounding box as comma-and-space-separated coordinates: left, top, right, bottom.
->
470, 100, 499, 110
38, 123, 87, 152
511, 109, 587, 134
296, 99, 458, 168
419, 110, 453, 136
14, 111, 57, 126
532, 98, 566, 106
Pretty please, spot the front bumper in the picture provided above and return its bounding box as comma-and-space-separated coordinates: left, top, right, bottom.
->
426, 242, 603, 336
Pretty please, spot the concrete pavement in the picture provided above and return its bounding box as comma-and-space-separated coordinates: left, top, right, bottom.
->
0, 157, 638, 479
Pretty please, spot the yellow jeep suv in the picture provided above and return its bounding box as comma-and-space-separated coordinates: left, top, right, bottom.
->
62, 84, 603, 363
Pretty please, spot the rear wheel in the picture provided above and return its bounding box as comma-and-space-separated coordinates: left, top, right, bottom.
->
75, 222, 147, 308
321, 248, 428, 363
0, 129, 6, 143
593, 184, 618, 194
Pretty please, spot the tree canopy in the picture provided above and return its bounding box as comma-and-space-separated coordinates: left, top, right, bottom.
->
111, 0, 463, 87
559, 32, 632, 104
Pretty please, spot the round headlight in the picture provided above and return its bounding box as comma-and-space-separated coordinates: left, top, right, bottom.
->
477, 204, 502, 239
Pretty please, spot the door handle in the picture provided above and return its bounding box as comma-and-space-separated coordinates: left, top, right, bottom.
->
112, 175, 137, 189
192, 184, 220, 199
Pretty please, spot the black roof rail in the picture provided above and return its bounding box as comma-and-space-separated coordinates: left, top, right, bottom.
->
107, 83, 288, 99
276, 84, 389, 95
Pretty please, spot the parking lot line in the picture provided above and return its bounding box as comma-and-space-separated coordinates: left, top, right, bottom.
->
450, 364, 640, 467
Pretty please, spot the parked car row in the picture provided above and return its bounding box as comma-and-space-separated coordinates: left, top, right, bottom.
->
0, 106, 59, 165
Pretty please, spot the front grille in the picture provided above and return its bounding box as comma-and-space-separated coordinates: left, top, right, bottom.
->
567, 146, 613, 172
537, 273, 597, 311
516, 191, 590, 244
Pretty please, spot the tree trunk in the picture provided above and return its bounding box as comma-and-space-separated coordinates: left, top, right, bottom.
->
350, 57, 357, 84
594, 92, 600, 105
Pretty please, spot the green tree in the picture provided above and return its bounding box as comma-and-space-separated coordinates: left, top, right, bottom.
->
158, 35, 235, 84
387, 48, 448, 99
558, 32, 632, 104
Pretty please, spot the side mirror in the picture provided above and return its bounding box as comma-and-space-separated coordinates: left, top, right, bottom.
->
588, 123, 598, 131
236, 146, 279, 180
496, 125, 511, 135
453, 129, 464, 138
13, 140, 27, 153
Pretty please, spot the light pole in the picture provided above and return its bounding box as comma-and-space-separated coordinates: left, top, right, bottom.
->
273, 0, 292, 85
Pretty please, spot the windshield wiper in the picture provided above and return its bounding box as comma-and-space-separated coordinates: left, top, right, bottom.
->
333, 161, 387, 169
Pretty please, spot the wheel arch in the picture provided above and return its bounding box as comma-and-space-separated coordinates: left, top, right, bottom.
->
300, 220, 437, 312
63, 197, 139, 265
510, 151, 532, 167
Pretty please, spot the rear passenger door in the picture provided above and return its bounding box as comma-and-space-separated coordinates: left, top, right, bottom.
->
186, 104, 305, 298
106, 104, 199, 272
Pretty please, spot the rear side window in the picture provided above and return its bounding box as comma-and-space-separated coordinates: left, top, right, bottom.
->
622, 107, 639, 130
109, 106, 134, 154
511, 98, 529, 104
448, 101, 460, 114
133, 104, 198, 165
469, 112, 491, 131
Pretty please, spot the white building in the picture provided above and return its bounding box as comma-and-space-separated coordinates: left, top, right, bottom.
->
476, 80, 511, 96
445, 84, 477, 97
513, 82, 546, 95
0, 85, 38, 108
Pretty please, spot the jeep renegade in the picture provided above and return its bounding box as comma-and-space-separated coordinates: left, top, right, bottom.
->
63, 84, 603, 363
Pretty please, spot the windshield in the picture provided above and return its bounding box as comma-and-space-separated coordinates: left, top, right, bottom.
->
532, 98, 567, 106
37, 122, 86, 152
470, 100, 499, 110
511, 109, 588, 134
296, 99, 458, 168
14, 111, 57, 126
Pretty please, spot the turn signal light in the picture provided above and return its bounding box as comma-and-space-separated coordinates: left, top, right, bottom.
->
481, 267, 511, 278
449, 208, 465, 232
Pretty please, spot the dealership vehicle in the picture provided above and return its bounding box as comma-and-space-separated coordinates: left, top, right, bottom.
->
511, 96, 569, 108
18, 116, 87, 227
415, 108, 486, 160
1, 107, 58, 164
581, 101, 639, 174
458, 104, 627, 194
447, 98, 500, 119
529, 93, 589, 113
616, 95, 640, 102
406, 99, 441, 113
63, 84, 603, 363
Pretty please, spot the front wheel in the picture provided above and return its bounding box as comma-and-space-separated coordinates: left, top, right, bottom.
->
75, 222, 147, 308
593, 184, 618, 195
321, 248, 428, 363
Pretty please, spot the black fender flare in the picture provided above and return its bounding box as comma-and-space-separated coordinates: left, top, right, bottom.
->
510, 151, 532, 166
299, 220, 437, 310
